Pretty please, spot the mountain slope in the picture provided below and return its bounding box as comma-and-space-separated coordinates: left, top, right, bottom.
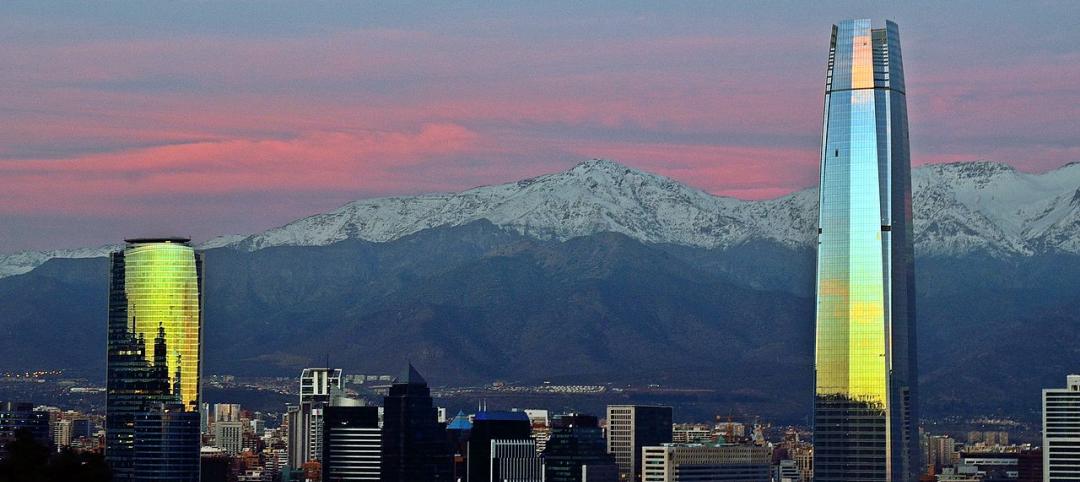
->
3, 221, 1078, 421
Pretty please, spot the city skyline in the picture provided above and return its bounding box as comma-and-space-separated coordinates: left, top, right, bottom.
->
1, 2, 1079, 252
0, 6, 1077, 482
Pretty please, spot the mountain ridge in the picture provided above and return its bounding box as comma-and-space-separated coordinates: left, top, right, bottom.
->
3, 158, 1079, 278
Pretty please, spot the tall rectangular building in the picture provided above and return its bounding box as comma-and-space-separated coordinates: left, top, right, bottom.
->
813, 19, 918, 482
544, 414, 618, 482
606, 405, 673, 481
1043, 375, 1080, 481
106, 238, 203, 482
380, 364, 453, 482
287, 367, 343, 471
322, 406, 381, 482
491, 438, 544, 482
0, 402, 51, 459
467, 411, 533, 482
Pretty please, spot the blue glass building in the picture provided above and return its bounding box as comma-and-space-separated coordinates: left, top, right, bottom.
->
813, 19, 919, 482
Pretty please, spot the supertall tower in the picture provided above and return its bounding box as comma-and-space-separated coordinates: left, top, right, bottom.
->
106, 237, 203, 482
813, 19, 918, 482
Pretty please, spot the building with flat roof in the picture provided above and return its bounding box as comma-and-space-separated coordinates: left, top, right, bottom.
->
1043, 375, 1080, 481
640, 444, 770, 482
606, 405, 672, 481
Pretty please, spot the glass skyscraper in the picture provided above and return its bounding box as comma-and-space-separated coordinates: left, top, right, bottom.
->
380, 364, 453, 482
813, 19, 918, 482
106, 237, 203, 482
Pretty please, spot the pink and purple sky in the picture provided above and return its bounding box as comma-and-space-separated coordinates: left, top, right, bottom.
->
2, 2, 1079, 252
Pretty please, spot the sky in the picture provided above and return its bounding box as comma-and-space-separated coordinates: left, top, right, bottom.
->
2, 2, 1079, 253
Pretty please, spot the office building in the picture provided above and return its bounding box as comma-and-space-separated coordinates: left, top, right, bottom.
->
106, 237, 203, 481
302, 368, 343, 402
672, 424, 712, 444
813, 19, 919, 482
322, 406, 381, 481
447, 411, 473, 479
544, 414, 618, 482
606, 405, 672, 481
105, 238, 203, 482
131, 407, 200, 481
213, 420, 244, 455
640, 444, 770, 482
381, 364, 452, 482
287, 367, 343, 471
957, 453, 1020, 482
0, 402, 51, 458
1043, 375, 1080, 481
927, 435, 958, 474
490, 438, 544, 482
54, 418, 74, 448
468, 411, 533, 482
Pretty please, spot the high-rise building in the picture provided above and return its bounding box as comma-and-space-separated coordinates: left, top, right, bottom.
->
0, 402, 51, 459
131, 407, 200, 481
302, 368, 343, 402
380, 364, 452, 482
544, 414, 618, 482
926, 435, 957, 474
491, 438, 544, 482
287, 368, 343, 471
322, 406, 381, 482
813, 19, 918, 482
447, 410, 473, 479
54, 418, 73, 448
639, 444, 770, 482
1043, 375, 1080, 481
467, 411, 533, 482
606, 405, 672, 481
106, 237, 203, 482
214, 420, 244, 455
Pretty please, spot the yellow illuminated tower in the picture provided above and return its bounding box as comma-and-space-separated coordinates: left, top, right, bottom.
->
106, 237, 203, 482
814, 19, 919, 482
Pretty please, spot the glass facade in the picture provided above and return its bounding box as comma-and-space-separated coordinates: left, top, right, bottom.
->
380, 365, 453, 482
123, 240, 202, 411
814, 19, 918, 482
106, 238, 203, 482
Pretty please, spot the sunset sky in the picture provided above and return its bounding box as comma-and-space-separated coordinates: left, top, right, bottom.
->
2, 1, 1079, 252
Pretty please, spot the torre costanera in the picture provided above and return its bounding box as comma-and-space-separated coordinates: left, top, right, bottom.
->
813, 19, 919, 482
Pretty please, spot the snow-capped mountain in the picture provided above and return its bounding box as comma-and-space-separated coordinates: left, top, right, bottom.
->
0, 244, 119, 278
0, 235, 244, 278
912, 161, 1080, 256
233, 158, 1080, 256
3, 159, 1079, 278
234, 159, 818, 252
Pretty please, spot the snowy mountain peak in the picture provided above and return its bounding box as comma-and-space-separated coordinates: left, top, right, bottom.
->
3, 159, 1080, 278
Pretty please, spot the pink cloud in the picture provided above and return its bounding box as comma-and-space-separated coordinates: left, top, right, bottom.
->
0, 124, 478, 215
